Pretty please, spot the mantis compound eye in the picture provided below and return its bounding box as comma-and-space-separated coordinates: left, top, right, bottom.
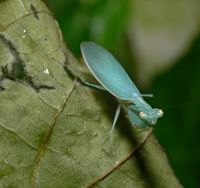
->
158, 109, 163, 117
139, 111, 146, 119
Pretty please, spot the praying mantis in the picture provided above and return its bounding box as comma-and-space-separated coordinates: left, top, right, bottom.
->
80, 42, 163, 135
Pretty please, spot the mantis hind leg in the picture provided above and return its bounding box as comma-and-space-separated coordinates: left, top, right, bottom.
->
109, 105, 121, 138
100, 105, 121, 145
83, 81, 105, 91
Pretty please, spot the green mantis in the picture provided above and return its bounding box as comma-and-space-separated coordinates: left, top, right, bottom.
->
80, 41, 163, 134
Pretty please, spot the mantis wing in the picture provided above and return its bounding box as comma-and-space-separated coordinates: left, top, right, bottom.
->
81, 42, 141, 101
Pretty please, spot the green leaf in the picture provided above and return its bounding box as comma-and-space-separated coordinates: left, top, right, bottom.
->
0, 1, 182, 187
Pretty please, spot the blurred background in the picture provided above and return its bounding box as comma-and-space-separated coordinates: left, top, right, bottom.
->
46, 1, 200, 187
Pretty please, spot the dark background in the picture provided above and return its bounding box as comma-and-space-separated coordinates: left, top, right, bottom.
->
46, 1, 200, 187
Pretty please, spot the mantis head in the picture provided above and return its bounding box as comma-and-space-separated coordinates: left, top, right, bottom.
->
139, 108, 163, 126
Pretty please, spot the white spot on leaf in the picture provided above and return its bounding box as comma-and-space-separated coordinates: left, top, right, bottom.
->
43, 68, 49, 74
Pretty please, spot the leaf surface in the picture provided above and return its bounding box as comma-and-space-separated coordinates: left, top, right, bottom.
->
0, 1, 182, 187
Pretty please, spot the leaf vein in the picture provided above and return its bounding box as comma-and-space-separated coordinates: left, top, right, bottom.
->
32, 79, 77, 188
0, 122, 38, 150
85, 129, 153, 188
